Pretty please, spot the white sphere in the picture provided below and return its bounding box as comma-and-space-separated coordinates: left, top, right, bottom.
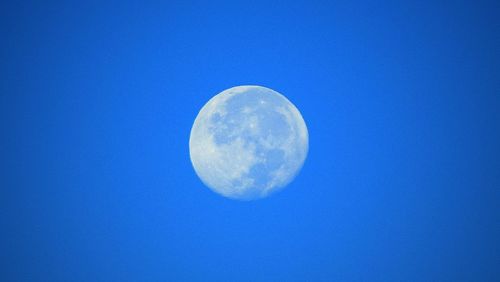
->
189, 85, 308, 200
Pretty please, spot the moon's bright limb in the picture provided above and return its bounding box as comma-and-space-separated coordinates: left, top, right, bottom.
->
189, 85, 308, 200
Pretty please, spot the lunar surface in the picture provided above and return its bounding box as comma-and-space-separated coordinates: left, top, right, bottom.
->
189, 85, 308, 200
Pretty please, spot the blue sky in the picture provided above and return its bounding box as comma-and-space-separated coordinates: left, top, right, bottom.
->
1, 1, 499, 281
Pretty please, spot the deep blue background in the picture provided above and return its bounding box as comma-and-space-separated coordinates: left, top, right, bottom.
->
1, 1, 499, 281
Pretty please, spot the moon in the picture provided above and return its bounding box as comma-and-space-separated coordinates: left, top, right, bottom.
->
189, 85, 308, 200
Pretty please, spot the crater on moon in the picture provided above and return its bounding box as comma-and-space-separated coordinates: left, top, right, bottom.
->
189, 85, 308, 200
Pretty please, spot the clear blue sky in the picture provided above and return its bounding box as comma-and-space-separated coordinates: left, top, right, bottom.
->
1, 1, 499, 281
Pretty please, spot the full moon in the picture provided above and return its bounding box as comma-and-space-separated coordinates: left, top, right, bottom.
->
189, 85, 309, 200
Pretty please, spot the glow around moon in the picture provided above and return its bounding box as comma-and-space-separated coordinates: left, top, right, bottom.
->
189, 85, 308, 200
